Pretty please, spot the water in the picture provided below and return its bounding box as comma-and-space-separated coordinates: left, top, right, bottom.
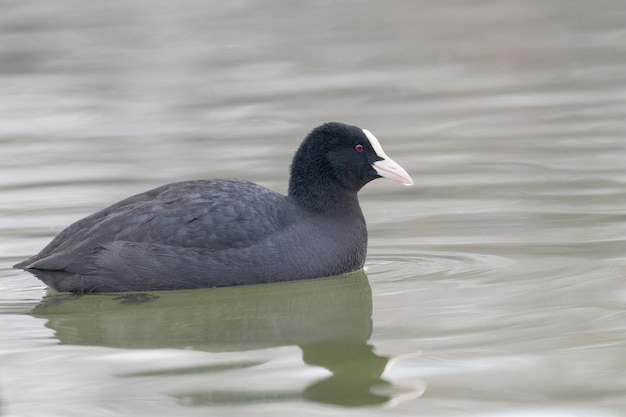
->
1, 0, 625, 415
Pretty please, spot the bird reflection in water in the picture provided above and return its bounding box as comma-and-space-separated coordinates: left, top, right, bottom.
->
32, 270, 424, 407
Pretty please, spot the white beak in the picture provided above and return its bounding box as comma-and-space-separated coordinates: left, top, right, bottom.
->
373, 158, 413, 185
363, 129, 413, 186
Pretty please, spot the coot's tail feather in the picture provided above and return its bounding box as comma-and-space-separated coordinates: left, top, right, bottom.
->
13, 260, 29, 269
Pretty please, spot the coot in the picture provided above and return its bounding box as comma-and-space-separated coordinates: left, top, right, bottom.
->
14, 122, 413, 292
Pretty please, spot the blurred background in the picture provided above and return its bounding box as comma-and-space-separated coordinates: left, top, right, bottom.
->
1, 1, 625, 416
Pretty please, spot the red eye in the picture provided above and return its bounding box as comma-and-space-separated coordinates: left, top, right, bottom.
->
355, 144, 364, 152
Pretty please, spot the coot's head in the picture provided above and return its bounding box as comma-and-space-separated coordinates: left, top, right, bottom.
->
289, 122, 412, 208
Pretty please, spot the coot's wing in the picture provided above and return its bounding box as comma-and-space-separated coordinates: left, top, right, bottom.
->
18, 179, 292, 272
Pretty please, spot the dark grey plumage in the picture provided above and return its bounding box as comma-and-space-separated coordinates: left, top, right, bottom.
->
14, 122, 412, 292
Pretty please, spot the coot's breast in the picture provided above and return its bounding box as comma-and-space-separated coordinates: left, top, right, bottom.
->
29, 202, 367, 292
21, 178, 368, 291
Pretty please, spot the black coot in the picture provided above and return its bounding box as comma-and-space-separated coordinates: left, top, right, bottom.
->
14, 122, 413, 292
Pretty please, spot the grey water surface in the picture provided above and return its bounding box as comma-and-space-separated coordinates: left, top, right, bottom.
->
1, 1, 625, 416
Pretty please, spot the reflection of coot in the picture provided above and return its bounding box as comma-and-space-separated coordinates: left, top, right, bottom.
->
33, 270, 372, 352
302, 341, 391, 406
33, 271, 398, 406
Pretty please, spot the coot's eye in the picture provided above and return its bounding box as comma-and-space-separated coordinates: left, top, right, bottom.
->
355, 144, 364, 152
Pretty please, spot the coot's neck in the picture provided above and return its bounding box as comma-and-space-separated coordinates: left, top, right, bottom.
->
288, 169, 363, 216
